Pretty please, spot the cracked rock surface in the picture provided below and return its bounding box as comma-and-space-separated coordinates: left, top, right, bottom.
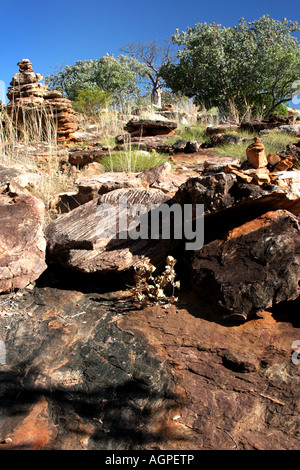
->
0, 270, 299, 450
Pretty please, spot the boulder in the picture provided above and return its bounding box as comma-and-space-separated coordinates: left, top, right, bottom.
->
54, 164, 189, 214
172, 140, 187, 152
185, 141, 201, 153
124, 119, 177, 137
0, 194, 47, 292
0, 165, 41, 194
191, 210, 300, 321
209, 133, 239, 146
277, 124, 300, 136
240, 119, 279, 133
74, 173, 144, 205
45, 188, 176, 275
206, 124, 239, 136
138, 162, 188, 194
203, 157, 241, 173
175, 172, 300, 244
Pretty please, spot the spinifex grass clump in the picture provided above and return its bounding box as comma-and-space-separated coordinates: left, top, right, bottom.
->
132, 256, 180, 306
102, 149, 169, 172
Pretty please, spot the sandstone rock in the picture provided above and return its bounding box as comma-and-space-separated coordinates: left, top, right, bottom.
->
224, 165, 253, 183
246, 137, 268, 168
270, 170, 300, 198
240, 119, 279, 133
74, 173, 143, 205
138, 162, 188, 194
45, 188, 175, 275
277, 124, 300, 136
0, 165, 41, 194
0, 282, 299, 450
203, 156, 241, 173
191, 210, 300, 321
185, 140, 201, 153
275, 159, 293, 171
6, 60, 79, 142
267, 153, 281, 166
172, 140, 187, 152
0, 193, 46, 292
68, 147, 109, 167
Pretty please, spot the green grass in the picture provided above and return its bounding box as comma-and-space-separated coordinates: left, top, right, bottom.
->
165, 123, 210, 145
214, 131, 298, 161
101, 149, 170, 172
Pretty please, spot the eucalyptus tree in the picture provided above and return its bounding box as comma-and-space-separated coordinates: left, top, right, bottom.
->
160, 16, 300, 119
45, 55, 145, 112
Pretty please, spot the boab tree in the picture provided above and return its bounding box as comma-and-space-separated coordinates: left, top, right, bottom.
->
121, 39, 173, 108
160, 15, 300, 120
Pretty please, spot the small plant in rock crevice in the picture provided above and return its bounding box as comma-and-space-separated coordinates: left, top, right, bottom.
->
131, 256, 180, 307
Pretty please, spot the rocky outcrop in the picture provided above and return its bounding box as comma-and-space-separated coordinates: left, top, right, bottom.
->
191, 210, 300, 321
71, 172, 144, 206
0, 193, 46, 292
6, 59, 79, 142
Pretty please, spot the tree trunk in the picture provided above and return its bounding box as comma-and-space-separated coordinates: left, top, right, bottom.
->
151, 85, 162, 108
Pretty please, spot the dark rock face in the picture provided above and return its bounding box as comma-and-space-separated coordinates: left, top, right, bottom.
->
175, 173, 300, 244
0, 286, 180, 450
0, 193, 46, 292
0, 281, 299, 450
191, 210, 300, 321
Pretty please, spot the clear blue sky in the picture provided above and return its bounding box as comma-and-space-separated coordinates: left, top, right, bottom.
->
0, 0, 299, 105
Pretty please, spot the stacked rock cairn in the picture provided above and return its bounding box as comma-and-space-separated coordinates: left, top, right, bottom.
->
6, 59, 79, 142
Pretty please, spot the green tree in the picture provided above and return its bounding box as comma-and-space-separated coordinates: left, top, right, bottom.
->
160, 16, 300, 119
45, 55, 144, 112
72, 87, 112, 117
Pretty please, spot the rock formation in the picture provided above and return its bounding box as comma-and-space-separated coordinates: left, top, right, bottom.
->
0, 193, 47, 292
191, 210, 300, 321
246, 137, 268, 168
124, 118, 177, 138
45, 188, 177, 275
6, 59, 79, 142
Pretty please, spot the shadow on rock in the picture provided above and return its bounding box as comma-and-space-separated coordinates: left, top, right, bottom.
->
0, 362, 186, 450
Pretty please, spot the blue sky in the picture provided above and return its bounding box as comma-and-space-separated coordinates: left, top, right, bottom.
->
0, 0, 299, 106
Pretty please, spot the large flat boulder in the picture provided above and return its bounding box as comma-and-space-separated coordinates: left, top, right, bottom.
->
45, 188, 175, 274
0, 194, 47, 292
191, 210, 300, 321
124, 119, 177, 137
